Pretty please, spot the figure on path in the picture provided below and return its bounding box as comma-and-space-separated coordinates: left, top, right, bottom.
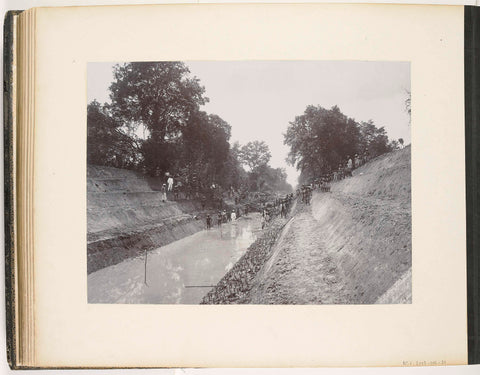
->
161, 184, 167, 202
206, 214, 212, 229
346, 156, 353, 177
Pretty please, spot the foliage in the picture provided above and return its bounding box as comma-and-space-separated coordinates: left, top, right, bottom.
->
405, 89, 411, 119
248, 164, 292, 193
181, 110, 231, 187
239, 141, 272, 171
109, 62, 208, 140
284, 105, 360, 176
87, 100, 140, 168
284, 105, 394, 181
389, 139, 400, 151
106, 62, 210, 176
358, 120, 391, 158
87, 60, 255, 197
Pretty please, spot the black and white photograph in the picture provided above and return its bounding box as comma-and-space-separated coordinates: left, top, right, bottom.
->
87, 61, 411, 305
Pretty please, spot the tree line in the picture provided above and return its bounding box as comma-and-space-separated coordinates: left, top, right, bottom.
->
87, 62, 291, 195
284, 105, 402, 185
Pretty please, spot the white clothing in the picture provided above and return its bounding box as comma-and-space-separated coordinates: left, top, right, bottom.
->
167, 177, 174, 191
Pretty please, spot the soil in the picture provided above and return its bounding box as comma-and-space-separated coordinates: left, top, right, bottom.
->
245, 146, 412, 304
87, 165, 207, 273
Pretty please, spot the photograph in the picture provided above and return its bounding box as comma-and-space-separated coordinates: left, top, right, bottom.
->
86, 60, 411, 305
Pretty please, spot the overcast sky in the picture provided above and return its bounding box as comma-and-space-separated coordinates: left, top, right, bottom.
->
88, 61, 410, 186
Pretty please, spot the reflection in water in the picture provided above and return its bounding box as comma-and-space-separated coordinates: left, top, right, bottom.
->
88, 214, 262, 304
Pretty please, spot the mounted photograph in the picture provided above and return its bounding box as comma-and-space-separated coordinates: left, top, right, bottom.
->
86, 60, 411, 305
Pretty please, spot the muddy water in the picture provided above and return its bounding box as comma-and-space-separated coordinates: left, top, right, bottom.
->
88, 213, 262, 304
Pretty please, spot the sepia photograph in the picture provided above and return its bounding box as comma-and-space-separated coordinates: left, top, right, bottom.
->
86, 61, 411, 305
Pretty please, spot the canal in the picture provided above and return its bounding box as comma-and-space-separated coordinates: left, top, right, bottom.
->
88, 213, 262, 304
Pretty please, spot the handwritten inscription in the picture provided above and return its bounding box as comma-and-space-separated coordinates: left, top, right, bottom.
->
402, 360, 446, 366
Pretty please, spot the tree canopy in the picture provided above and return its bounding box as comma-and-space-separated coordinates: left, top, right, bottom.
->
109, 62, 208, 140
87, 100, 140, 168
87, 62, 291, 197
284, 105, 395, 184
239, 141, 272, 171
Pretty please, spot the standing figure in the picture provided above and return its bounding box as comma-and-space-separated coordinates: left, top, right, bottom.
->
167, 176, 174, 192
363, 148, 370, 164
231, 210, 236, 221
346, 157, 353, 177
354, 153, 361, 169
222, 210, 228, 223
161, 184, 167, 202
338, 163, 344, 180
217, 212, 222, 227
206, 214, 212, 229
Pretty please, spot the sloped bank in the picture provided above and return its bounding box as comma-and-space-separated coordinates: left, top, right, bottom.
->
200, 212, 294, 304
87, 165, 206, 274
245, 147, 411, 304
203, 147, 411, 304
87, 215, 205, 274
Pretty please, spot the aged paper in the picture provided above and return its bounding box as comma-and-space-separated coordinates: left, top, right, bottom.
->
32, 3, 466, 367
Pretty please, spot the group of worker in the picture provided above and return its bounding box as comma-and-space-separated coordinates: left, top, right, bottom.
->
206, 207, 246, 229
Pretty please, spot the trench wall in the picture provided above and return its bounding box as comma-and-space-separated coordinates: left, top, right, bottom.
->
87, 165, 205, 274
201, 216, 290, 304
202, 147, 411, 304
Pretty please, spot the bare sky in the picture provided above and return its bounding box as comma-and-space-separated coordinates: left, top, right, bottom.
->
88, 61, 410, 186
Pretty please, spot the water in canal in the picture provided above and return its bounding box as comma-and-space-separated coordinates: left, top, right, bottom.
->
88, 213, 262, 304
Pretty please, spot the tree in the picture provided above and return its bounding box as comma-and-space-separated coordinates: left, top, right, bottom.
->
239, 141, 272, 171
180, 110, 233, 190
284, 105, 360, 176
389, 139, 400, 151
405, 90, 411, 124
87, 100, 140, 168
285, 105, 394, 182
108, 62, 208, 175
359, 121, 390, 157
208, 114, 232, 141
109, 62, 208, 138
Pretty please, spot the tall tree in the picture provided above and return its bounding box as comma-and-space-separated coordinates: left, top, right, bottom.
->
405, 89, 411, 121
239, 141, 272, 171
109, 62, 207, 139
108, 62, 208, 175
284, 105, 360, 176
359, 121, 391, 157
179, 110, 234, 192
285, 105, 393, 182
87, 100, 140, 168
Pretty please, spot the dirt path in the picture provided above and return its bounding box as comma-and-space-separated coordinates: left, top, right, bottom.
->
247, 188, 411, 304
249, 202, 349, 304
216, 148, 412, 304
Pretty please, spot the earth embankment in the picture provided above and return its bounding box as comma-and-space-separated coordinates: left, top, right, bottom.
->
87, 165, 205, 274
245, 146, 412, 304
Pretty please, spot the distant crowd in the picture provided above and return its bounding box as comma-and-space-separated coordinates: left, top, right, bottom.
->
158, 172, 249, 207
157, 148, 374, 229
296, 148, 373, 205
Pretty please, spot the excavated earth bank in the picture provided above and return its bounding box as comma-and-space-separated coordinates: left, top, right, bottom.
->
87, 165, 205, 274
203, 146, 411, 304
